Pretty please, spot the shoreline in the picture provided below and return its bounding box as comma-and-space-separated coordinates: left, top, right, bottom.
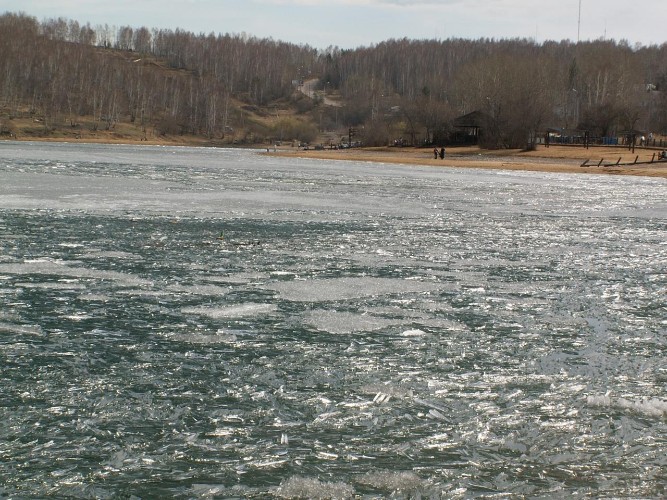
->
3, 137, 667, 178
268, 145, 667, 179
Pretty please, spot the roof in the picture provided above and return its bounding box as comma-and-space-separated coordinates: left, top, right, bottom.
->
453, 110, 492, 128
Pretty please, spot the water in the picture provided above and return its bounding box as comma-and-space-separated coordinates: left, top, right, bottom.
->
0, 141, 666, 498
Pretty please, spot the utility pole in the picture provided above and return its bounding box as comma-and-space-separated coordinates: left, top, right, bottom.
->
577, 0, 582, 43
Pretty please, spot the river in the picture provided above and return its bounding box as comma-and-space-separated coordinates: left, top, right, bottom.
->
0, 141, 666, 498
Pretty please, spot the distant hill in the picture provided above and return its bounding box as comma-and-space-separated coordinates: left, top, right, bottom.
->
1, 12, 666, 149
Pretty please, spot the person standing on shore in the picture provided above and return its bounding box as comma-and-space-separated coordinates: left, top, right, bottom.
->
439, 147, 445, 159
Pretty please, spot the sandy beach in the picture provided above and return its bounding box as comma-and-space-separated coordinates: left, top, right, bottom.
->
4, 137, 667, 178
270, 145, 667, 179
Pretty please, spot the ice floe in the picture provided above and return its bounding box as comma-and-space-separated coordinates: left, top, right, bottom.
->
181, 303, 277, 319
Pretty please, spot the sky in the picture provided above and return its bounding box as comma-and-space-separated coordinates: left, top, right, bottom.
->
4, 0, 666, 49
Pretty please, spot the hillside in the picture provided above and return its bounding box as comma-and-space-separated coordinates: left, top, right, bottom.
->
0, 43, 327, 147
1, 11, 666, 150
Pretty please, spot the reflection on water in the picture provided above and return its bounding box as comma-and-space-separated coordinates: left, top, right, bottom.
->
0, 142, 666, 497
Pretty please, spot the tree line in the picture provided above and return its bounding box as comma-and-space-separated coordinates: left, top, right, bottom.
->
1, 11, 666, 148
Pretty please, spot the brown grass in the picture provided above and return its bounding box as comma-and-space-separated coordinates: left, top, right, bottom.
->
1, 116, 230, 147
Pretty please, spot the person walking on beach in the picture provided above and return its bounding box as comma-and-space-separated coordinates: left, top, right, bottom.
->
434, 148, 438, 159
439, 147, 445, 159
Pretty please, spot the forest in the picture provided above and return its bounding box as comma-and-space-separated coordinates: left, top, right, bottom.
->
1, 11, 666, 149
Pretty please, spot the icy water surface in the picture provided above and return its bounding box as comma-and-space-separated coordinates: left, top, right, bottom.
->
0, 141, 666, 498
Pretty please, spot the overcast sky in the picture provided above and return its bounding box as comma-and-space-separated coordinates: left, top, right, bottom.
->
4, 0, 665, 49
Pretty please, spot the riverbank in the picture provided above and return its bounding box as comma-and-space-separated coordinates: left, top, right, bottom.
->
4, 136, 667, 178
269, 145, 667, 179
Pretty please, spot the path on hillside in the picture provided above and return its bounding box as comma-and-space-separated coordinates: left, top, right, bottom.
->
300, 78, 342, 107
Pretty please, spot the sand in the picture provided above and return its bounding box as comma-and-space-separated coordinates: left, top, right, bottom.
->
269, 145, 667, 179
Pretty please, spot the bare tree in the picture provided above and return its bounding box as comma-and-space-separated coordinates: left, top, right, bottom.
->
2, 11, 665, 147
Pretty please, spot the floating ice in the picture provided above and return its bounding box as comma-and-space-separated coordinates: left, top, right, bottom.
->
162, 331, 239, 344
78, 294, 111, 302
181, 303, 277, 319
207, 273, 268, 285
357, 470, 427, 495
588, 395, 667, 418
251, 459, 288, 469
62, 313, 92, 321
427, 408, 447, 420
187, 485, 226, 497
0, 261, 152, 287
275, 476, 354, 499
83, 250, 141, 260
264, 277, 439, 302
304, 310, 399, 334
16, 281, 86, 291
0, 322, 43, 335
401, 328, 426, 337
167, 283, 230, 296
